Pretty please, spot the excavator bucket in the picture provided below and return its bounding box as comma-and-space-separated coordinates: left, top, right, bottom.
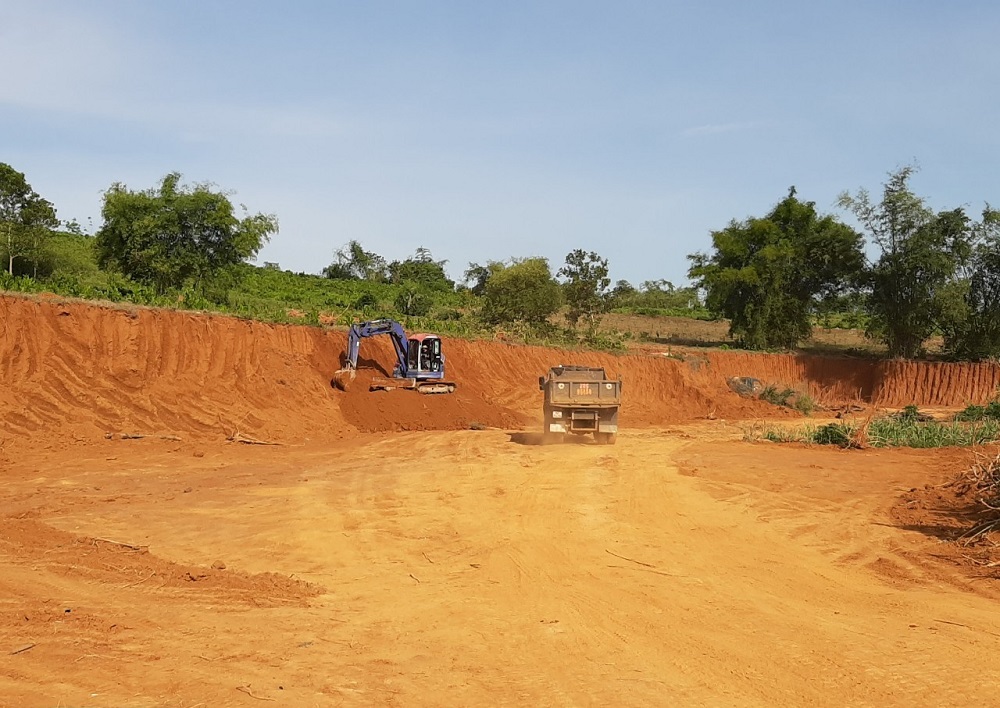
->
331, 367, 356, 392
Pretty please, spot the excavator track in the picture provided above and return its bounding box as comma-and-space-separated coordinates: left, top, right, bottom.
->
369, 376, 457, 394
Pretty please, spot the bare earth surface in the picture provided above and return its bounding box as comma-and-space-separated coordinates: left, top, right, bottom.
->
5, 295, 1000, 706
3, 426, 1000, 707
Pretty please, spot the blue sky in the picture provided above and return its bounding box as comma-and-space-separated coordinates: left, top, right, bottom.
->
3, 1, 998, 286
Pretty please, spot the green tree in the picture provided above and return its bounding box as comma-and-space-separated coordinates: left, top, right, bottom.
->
95, 173, 276, 293
463, 261, 502, 296
939, 207, 1000, 360
839, 167, 974, 358
394, 288, 433, 316
388, 247, 454, 292
323, 240, 388, 281
0, 163, 58, 276
558, 249, 610, 326
689, 187, 864, 349
481, 257, 563, 324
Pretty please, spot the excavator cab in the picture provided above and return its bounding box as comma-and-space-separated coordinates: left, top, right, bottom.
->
407, 335, 444, 374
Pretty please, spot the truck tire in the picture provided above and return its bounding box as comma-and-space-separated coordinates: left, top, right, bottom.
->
595, 432, 617, 445
543, 432, 565, 446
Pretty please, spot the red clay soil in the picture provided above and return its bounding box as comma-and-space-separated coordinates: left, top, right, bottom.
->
0, 295, 778, 444
702, 350, 1000, 407
0, 516, 321, 608
5, 293, 1000, 446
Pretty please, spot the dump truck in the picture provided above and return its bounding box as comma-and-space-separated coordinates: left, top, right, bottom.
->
539, 365, 622, 444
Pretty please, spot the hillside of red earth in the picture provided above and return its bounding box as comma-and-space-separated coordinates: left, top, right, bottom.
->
3, 293, 1000, 449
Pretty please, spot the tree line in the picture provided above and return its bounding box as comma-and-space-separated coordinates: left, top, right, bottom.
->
689, 167, 1000, 359
2, 162, 998, 359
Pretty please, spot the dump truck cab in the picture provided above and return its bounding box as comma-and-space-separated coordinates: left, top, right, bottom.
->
539, 365, 622, 445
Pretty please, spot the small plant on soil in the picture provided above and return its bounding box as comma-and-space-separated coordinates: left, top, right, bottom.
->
955, 399, 1000, 422
759, 384, 815, 416
751, 415, 1000, 449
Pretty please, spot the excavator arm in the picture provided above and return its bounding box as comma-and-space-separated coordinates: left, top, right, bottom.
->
344, 319, 409, 377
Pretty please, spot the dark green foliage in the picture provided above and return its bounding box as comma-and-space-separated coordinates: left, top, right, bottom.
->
761, 416, 1000, 448
758, 384, 815, 415
388, 247, 454, 292
481, 257, 563, 324
463, 261, 502, 296
689, 188, 864, 349
95, 173, 276, 293
839, 167, 981, 358
558, 249, 610, 326
939, 209, 1000, 360
352, 292, 379, 311
394, 288, 433, 317
607, 279, 710, 319
955, 399, 1000, 422
323, 240, 389, 282
0, 163, 59, 276
811, 422, 854, 446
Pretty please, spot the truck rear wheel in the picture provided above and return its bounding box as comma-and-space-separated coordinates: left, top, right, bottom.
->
595, 432, 617, 445
543, 432, 565, 446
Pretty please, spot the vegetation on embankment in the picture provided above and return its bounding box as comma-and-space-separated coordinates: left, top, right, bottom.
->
5, 162, 1000, 361
747, 403, 1000, 449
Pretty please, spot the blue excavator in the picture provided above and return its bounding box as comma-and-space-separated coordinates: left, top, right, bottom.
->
332, 319, 457, 394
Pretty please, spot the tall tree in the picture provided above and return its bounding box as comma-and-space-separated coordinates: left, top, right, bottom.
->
938, 207, 1000, 360
558, 249, 610, 326
839, 167, 974, 358
482, 257, 563, 324
96, 173, 276, 292
323, 240, 388, 282
388, 247, 454, 292
689, 187, 864, 349
0, 163, 58, 276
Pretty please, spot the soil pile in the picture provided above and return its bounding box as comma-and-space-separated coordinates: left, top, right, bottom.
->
0, 516, 321, 606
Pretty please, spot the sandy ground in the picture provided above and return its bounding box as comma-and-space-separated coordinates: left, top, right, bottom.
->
3, 424, 1000, 707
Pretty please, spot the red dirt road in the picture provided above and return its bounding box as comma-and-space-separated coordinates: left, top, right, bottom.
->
3, 429, 1000, 706
4, 295, 1000, 706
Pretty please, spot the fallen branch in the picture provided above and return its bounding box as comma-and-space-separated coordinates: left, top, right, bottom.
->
93, 537, 148, 552
105, 432, 181, 441
607, 564, 679, 578
10, 643, 36, 655
236, 685, 275, 701
605, 549, 656, 568
122, 571, 157, 589
228, 432, 282, 446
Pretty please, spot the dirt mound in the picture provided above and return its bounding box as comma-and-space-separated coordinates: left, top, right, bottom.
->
0, 516, 321, 606
337, 367, 526, 433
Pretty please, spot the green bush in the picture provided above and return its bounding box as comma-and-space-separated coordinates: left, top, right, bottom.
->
756, 416, 1000, 449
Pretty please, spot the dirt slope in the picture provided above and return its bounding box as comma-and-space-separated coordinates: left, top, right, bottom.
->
6, 294, 1000, 446
0, 295, 776, 443
702, 350, 1000, 406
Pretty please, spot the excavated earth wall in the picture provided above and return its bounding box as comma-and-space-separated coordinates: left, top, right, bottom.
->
2, 294, 998, 444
